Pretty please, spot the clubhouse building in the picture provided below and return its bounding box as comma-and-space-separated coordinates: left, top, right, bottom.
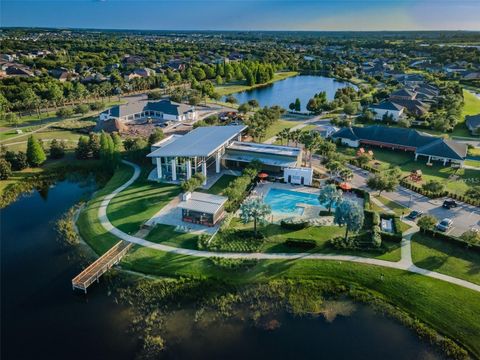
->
147, 125, 310, 185
99, 99, 197, 123
332, 125, 468, 166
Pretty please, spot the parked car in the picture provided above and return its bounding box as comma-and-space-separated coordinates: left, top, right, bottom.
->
436, 218, 453, 232
406, 210, 423, 220
442, 200, 458, 209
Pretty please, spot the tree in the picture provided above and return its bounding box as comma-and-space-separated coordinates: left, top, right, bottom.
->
356, 153, 370, 167
289, 102, 295, 111
148, 128, 165, 146
112, 132, 123, 150
294, 98, 301, 112
417, 215, 437, 231
366, 169, 400, 195
0, 159, 12, 180
26, 136, 46, 167
339, 168, 354, 182
422, 180, 445, 194
460, 229, 480, 247
334, 199, 364, 240
5, 113, 18, 128
75, 136, 90, 160
318, 184, 343, 214
181, 173, 206, 192
74, 104, 90, 114
239, 197, 272, 237
225, 95, 238, 104
325, 160, 343, 179
88, 133, 101, 159
56, 107, 74, 118
49, 139, 66, 159
5, 151, 28, 171
276, 128, 291, 145
238, 103, 251, 114
215, 75, 223, 85
343, 102, 358, 116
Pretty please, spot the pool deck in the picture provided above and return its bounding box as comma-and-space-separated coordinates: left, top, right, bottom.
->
249, 181, 362, 224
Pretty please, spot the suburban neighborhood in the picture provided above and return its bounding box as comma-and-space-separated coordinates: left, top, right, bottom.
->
1, 15, 480, 360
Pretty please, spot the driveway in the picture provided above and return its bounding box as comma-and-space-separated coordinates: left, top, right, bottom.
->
345, 164, 480, 236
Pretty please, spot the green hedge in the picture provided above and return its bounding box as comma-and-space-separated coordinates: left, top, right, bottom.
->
379, 214, 403, 243
421, 228, 480, 253
284, 239, 316, 250
280, 220, 310, 230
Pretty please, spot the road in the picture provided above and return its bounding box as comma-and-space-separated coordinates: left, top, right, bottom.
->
346, 164, 480, 236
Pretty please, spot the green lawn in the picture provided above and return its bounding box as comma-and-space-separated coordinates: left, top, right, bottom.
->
200, 174, 238, 195
218, 218, 401, 261
263, 120, 299, 141
362, 147, 480, 196
1, 129, 83, 151
375, 195, 409, 216
77, 164, 135, 255
412, 232, 480, 286
145, 224, 201, 249
215, 71, 299, 96
106, 167, 181, 234
452, 89, 480, 137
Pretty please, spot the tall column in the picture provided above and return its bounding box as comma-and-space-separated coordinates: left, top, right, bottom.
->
202, 159, 207, 185
414, 153, 418, 161
156, 157, 162, 181
215, 151, 221, 173
186, 160, 192, 179
171, 158, 177, 181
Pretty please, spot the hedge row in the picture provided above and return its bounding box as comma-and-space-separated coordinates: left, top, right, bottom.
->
284, 239, 317, 250
421, 228, 480, 253
280, 220, 310, 230
401, 179, 480, 207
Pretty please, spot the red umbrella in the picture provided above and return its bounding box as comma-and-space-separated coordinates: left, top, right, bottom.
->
258, 172, 269, 179
339, 182, 352, 190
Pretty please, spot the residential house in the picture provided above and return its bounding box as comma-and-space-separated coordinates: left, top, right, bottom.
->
369, 101, 405, 121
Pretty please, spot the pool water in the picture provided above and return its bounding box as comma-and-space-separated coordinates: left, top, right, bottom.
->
264, 188, 327, 215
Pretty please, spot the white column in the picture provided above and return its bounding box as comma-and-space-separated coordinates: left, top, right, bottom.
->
171, 158, 177, 181
186, 160, 192, 179
202, 159, 207, 185
414, 153, 418, 161
443, 158, 447, 165
427, 156, 431, 163
215, 151, 221, 173
156, 157, 162, 181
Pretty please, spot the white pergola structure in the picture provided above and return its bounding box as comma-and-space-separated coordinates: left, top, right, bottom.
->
147, 125, 246, 185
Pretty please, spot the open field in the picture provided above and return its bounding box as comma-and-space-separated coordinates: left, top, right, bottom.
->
263, 119, 299, 141
412, 232, 480, 285
215, 71, 299, 96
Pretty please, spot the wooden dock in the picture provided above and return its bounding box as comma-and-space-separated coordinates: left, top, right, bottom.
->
72, 241, 132, 293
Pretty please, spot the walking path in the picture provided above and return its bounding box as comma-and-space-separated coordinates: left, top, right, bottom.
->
98, 160, 480, 293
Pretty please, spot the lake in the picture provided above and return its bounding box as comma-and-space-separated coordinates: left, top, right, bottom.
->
1, 180, 442, 359
224, 75, 355, 111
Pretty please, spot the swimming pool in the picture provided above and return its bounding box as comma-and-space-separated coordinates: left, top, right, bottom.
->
264, 188, 328, 215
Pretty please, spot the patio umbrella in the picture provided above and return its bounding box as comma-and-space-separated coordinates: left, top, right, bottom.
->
339, 182, 352, 191
258, 172, 269, 179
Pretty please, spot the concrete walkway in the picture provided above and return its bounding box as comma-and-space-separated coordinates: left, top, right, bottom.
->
98, 160, 480, 293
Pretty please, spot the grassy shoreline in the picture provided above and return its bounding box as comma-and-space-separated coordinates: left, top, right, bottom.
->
215, 71, 299, 96
75, 163, 480, 357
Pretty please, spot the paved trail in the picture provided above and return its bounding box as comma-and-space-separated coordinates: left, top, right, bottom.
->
98, 160, 480, 293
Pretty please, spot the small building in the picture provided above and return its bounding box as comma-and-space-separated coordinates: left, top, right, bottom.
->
312, 125, 339, 138
99, 99, 197, 123
178, 192, 227, 226
283, 167, 313, 186
466, 114, 480, 135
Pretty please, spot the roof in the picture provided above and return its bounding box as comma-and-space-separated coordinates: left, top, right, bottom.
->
390, 88, 416, 99
227, 141, 300, 157
390, 99, 429, 115
332, 125, 467, 160
147, 125, 246, 157
370, 101, 404, 112
103, 99, 195, 119
466, 114, 480, 130
178, 192, 227, 214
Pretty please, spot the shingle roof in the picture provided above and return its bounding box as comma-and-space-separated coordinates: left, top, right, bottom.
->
466, 114, 480, 130
147, 125, 246, 157
370, 101, 404, 111
332, 125, 467, 160
103, 100, 195, 118
390, 88, 416, 98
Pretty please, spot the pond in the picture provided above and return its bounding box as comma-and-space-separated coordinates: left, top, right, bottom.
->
224, 75, 355, 111
1, 180, 443, 359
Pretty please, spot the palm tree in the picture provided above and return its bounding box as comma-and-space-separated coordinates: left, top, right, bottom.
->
276, 128, 291, 145
290, 129, 302, 147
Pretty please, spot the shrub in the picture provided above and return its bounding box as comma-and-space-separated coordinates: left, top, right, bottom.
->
319, 210, 331, 216
56, 107, 74, 118
26, 136, 46, 167
74, 104, 90, 114
208, 257, 258, 271
281, 219, 310, 230
49, 139, 66, 159
417, 215, 437, 231
0, 159, 12, 180
89, 102, 105, 111
372, 211, 380, 226
284, 239, 316, 250
5, 151, 28, 171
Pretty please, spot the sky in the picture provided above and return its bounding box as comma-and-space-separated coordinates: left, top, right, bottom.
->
1, 0, 480, 31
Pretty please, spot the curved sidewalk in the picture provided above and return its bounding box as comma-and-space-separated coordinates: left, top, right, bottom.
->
98, 160, 480, 293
